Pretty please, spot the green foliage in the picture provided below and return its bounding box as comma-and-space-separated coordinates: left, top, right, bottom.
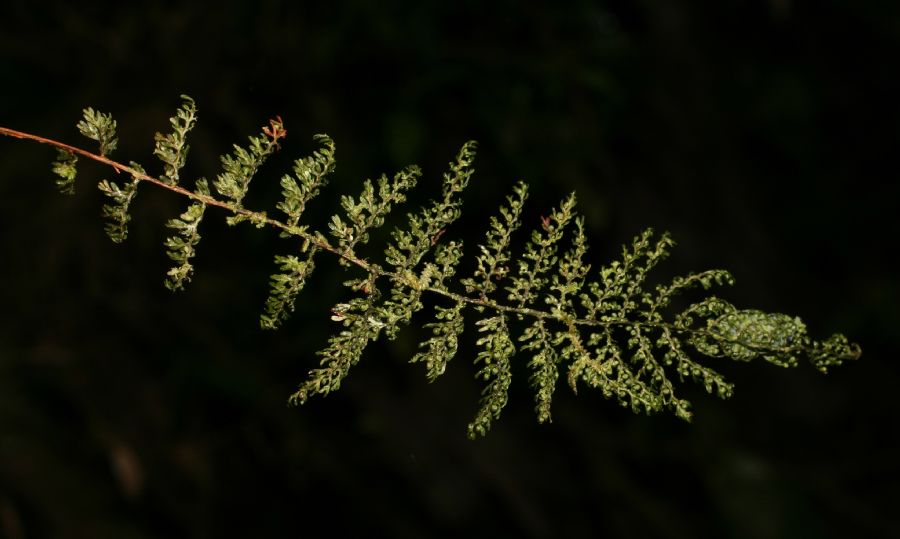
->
330, 166, 420, 257
164, 178, 210, 291
384, 141, 475, 272
50, 107, 118, 195
97, 162, 144, 243
410, 242, 465, 380
259, 135, 337, 329
51, 149, 77, 195
261, 249, 318, 330
213, 116, 286, 218
461, 181, 527, 299
277, 134, 335, 233
77, 107, 118, 156
469, 314, 515, 438
290, 273, 384, 405
154, 95, 198, 186
15, 96, 861, 438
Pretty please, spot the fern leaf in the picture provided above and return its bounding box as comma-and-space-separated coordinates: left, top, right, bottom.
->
521, 318, 559, 423
461, 181, 527, 299
260, 248, 318, 330
380, 240, 464, 343
51, 149, 77, 195
809, 334, 861, 373
277, 134, 335, 233
384, 141, 477, 271
547, 214, 590, 317
507, 192, 577, 309
163, 178, 209, 291
580, 230, 663, 319
703, 308, 806, 366
153, 95, 198, 186
625, 326, 675, 415
290, 278, 383, 404
659, 327, 734, 400
468, 314, 515, 439
412, 300, 466, 381
332, 166, 420, 256
213, 116, 285, 215
646, 269, 735, 319
409, 242, 466, 379
77, 107, 118, 156
97, 161, 144, 243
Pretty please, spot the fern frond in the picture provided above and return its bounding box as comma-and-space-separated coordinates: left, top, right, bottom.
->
468, 314, 515, 439
97, 161, 144, 243
809, 333, 860, 373
461, 181, 527, 299
277, 134, 335, 233
659, 327, 734, 400
586, 229, 674, 319
413, 300, 466, 381
548, 214, 590, 316
260, 248, 318, 330
77, 107, 118, 157
370, 143, 476, 345
51, 149, 78, 195
520, 211, 589, 422
0, 96, 862, 439
260, 135, 337, 329
290, 275, 383, 404
507, 192, 577, 309
384, 141, 476, 271
410, 242, 466, 379
154, 95, 198, 186
163, 179, 210, 291
647, 269, 735, 318
213, 116, 285, 216
521, 318, 559, 423
331, 166, 420, 257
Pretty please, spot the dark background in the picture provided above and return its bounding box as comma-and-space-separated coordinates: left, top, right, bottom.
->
1, 1, 898, 537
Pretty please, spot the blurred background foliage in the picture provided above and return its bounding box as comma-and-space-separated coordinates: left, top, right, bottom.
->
1, 1, 898, 537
